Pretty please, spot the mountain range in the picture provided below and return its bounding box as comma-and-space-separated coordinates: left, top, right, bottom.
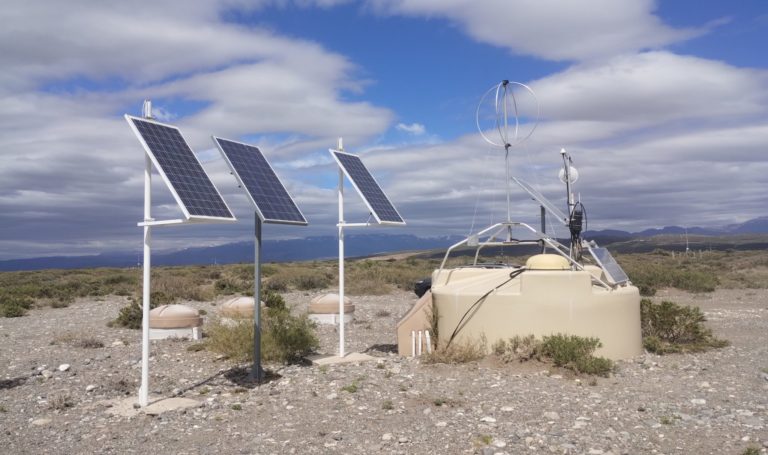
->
2, 217, 767, 272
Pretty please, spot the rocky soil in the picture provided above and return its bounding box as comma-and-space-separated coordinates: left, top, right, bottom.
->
1, 288, 767, 454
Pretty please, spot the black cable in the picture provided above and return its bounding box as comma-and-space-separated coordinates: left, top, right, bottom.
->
445, 268, 527, 348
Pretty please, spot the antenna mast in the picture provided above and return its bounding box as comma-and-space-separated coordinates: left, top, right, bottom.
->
476, 80, 539, 228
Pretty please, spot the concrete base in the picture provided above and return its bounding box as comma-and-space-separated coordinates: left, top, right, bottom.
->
307, 352, 375, 365
308, 313, 353, 325
104, 396, 200, 417
149, 326, 201, 341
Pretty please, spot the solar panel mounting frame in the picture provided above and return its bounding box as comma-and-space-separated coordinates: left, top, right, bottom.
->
512, 176, 568, 226
212, 136, 308, 226
330, 149, 405, 226
125, 115, 236, 223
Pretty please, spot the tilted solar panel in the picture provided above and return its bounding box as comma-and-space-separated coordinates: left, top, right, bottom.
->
330, 150, 405, 225
126, 116, 234, 220
588, 246, 630, 285
213, 137, 307, 225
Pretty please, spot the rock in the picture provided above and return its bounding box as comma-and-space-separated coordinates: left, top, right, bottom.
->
85, 385, 97, 392
41, 369, 53, 379
543, 411, 560, 420
31, 418, 51, 426
381, 433, 393, 441
397, 436, 409, 443
325, 393, 338, 400
500, 406, 514, 412
112, 341, 125, 347
481, 448, 495, 455
480, 416, 496, 423
435, 421, 447, 427
690, 398, 706, 405
588, 450, 604, 455
493, 439, 507, 448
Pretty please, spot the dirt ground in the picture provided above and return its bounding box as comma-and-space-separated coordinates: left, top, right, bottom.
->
0, 287, 766, 454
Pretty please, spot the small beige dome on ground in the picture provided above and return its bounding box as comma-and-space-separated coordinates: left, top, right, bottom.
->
309, 293, 354, 324
219, 296, 264, 318
149, 304, 202, 340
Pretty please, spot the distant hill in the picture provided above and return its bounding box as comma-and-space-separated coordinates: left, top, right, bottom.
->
0, 234, 464, 272
2, 216, 767, 272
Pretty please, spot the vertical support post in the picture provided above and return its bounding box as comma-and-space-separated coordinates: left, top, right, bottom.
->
337, 137, 345, 358
140, 153, 151, 407
251, 215, 264, 381
540, 206, 546, 254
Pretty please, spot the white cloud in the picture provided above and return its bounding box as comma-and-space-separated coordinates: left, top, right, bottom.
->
0, 1, 394, 259
396, 122, 426, 135
367, 0, 705, 61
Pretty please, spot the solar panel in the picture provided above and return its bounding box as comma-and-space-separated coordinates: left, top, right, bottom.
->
588, 246, 630, 285
212, 137, 308, 226
512, 177, 569, 225
126, 116, 234, 220
330, 150, 405, 225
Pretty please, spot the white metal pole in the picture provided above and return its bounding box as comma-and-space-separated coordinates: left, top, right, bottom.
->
140, 152, 151, 407
337, 137, 345, 358
251, 215, 264, 381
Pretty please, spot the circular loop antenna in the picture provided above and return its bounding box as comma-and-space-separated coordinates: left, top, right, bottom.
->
476, 80, 540, 149
558, 166, 579, 184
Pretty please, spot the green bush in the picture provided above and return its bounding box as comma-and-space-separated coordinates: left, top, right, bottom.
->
262, 307, 319, 362
110, 293, 171, 329
262, 290, 286, 309
0, 295, 34, 318
539, 334, 614, 377
640, 299, 728, 353
206, 307, 318, 364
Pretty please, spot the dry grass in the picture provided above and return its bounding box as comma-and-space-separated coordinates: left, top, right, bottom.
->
422, 337, 487, 364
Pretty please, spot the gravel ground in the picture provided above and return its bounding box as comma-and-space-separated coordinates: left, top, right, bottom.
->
0, 287, 767, 454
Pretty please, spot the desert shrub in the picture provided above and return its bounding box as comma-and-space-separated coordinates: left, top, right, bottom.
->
264, 275, 289, 292
492, 334, 540, 362
539, 334, 614, 377
206, 307, 318, 364
292, 271, 332, 291
110, 293, 170, 329
640, 299, 728, 353
0, 294, 33, 318
214, 277, 248, 295
624, 261, 718, 295
422, 337, 486, 364
262, 290, 285, 309
262, 307, 319, 362
48, 392, 75, 410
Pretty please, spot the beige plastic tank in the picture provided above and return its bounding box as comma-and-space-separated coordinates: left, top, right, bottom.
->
149, 304, 202, 329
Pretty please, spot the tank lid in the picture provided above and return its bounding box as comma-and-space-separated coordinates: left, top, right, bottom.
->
525, 254, 570, 270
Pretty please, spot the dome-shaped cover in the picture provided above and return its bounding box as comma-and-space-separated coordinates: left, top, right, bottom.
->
525, 254, 570, 270
309, 293, 354, 314
219, 296, 257, 318
149, 304, 203, 329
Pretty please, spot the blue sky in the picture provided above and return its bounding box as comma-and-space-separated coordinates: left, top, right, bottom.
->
1, 0, 767, 260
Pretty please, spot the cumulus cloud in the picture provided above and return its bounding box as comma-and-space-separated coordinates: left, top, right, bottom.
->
366, 0, 705, 61
0, 1, 393, 259
396, 122, 426, 135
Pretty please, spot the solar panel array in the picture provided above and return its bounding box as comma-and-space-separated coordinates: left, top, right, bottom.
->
331, 150, 404, 224
126, 116, 234, 220
512, 177, 568, 224
588, 247, 630, 285
213, 137, 307, 225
